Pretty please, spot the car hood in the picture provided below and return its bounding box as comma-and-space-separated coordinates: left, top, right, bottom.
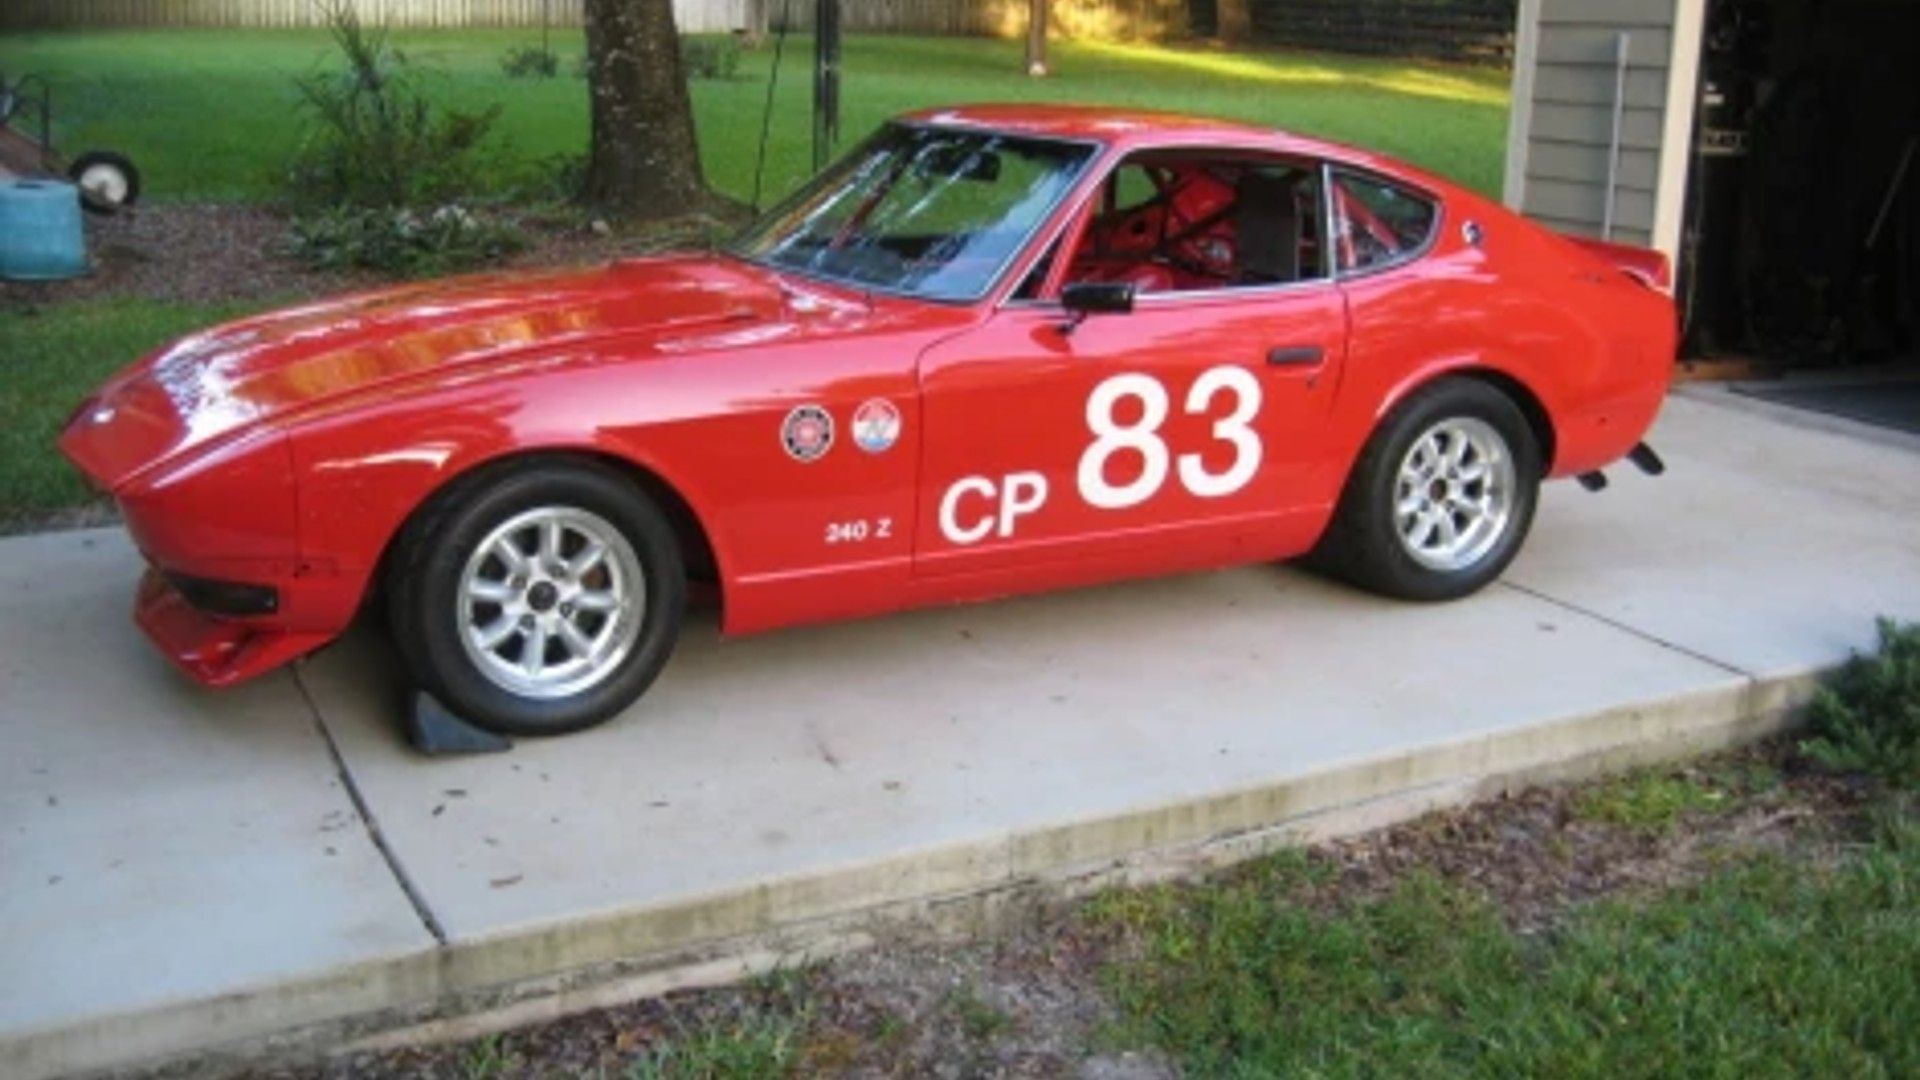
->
60, 254, 867, 490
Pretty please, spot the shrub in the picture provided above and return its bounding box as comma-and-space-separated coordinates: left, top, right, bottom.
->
286, 2, 504, 211
522, 152, 589, 204
1801, 618, 1920, 788
575, 36, 739, 81
288, 204, 524, 276
499, 45, 559, 79
680, 35, 742, 80
284, 3, 520, 273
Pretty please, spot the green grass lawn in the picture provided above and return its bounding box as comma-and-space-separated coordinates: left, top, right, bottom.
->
0, 29, 1510, 206
0, 300, 254, 528
1093, 821, 1920, 1080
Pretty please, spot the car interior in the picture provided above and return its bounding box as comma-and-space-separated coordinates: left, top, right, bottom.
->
1010, 151, 1441, 303
1060, 154, 1328, 294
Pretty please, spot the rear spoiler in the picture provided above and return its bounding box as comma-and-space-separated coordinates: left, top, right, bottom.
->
1565, 235, 1672, 292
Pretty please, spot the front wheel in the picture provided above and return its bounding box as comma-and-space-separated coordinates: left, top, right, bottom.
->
387, 459, 686, 736
1312, 378, 1541, 601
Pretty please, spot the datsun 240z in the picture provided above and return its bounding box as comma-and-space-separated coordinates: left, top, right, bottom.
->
60, 106, 1675, 736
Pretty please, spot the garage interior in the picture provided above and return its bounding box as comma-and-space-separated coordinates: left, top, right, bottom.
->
1681, 0, 1920, 427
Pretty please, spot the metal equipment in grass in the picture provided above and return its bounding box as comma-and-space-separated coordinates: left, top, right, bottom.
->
0, 71, 142, 214
749, 0, 841, 210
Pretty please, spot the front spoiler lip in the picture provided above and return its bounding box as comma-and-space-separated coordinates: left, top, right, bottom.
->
134, 568, 328, 687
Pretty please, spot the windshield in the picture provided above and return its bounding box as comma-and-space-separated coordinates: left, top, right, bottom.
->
732, 123, 1097, 302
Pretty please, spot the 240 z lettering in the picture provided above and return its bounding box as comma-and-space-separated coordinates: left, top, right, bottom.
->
825, 517, 894, 544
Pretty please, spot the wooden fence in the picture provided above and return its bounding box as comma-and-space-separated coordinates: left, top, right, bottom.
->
3, 0, 1516, 64
0, 0, 1177, 40
0, 0, 741, 33
761, 0, 1185, 39
765, 0, 1003, 37
1248, 0, 1516, 64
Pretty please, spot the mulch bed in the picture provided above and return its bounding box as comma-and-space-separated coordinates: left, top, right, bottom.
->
234, 741, 1886, 1080
0, 201, 727, 311
1302, 756, 1866, 934
2, 202, 358, 308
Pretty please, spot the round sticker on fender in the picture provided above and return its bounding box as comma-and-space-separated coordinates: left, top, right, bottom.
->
782, 404, 834, 462
852, 398, 902, 453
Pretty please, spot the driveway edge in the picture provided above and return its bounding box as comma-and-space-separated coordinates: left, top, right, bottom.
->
17, 668, 1819, 1079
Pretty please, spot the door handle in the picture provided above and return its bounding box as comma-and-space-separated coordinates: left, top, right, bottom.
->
1266, 345, 1324, 367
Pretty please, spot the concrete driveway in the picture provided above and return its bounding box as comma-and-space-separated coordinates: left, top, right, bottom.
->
4, 388, 1918, 1079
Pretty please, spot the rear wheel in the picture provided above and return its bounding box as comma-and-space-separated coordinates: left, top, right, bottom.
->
387, 459, 685, 735
1312, 378, 1541, 601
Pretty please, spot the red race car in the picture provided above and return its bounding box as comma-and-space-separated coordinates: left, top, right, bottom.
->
60, 106, 1674, 735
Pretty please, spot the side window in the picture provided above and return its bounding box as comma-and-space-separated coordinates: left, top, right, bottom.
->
1013, 230, 1062, 300
1108, 165, 1160, 213
1057, 153, 1326, 296
1334, 172, 1437, 273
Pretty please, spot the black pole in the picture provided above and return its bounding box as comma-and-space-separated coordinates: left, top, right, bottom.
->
750, 0, 795, 210
813, 0, 841, 172
1025, 0, 1048, 76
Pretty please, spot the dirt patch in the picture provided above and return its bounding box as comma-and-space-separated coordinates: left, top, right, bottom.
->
228, 742, 1889, 1080
1299, 753, 1872, 933
789, 917, 1142, 1079
0, 201, 735, 310
1, 502, 119, 538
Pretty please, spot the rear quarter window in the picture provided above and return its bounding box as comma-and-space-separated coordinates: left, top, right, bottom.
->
1335, 173, 1438, 272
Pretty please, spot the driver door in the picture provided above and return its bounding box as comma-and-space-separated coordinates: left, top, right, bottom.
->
912, 153, 1349, 581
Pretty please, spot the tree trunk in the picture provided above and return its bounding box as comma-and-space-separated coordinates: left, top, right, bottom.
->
1216, 0, 1252, 43
583, 0, 708, 220
1024, 0, 1048, 76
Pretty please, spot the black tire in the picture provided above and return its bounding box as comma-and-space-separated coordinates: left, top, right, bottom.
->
1311, 378, 1541, 601
387, 457, 686, 736
67, 150, 141, 215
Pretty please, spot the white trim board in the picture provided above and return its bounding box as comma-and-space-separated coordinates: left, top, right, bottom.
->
1651, 0, 1707, 265
1502, 0, 1544, 210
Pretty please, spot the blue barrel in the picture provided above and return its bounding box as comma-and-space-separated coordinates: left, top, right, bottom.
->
0, 180, 87, 281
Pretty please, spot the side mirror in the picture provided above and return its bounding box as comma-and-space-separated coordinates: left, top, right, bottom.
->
1061, 281, 1136, 315
1058, 281, 1135, 335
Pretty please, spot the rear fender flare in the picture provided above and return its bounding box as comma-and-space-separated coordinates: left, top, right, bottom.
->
1367, 359, 1560, 476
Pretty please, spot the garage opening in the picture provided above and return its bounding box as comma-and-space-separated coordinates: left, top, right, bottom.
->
1680, 0, 1919, 389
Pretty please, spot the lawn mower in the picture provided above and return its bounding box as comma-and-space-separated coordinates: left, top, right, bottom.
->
0, 71, 140, 214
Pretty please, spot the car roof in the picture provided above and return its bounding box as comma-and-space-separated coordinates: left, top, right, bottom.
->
896, 103, 1451, 193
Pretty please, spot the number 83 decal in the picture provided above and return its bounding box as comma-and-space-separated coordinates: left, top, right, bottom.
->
940, 365, 1263, 545
1080, 365, 1262, 508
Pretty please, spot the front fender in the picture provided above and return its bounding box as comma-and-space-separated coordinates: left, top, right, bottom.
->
284, 365, 733, 631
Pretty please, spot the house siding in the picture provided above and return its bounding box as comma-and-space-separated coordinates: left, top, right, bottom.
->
1504, 0, 1688, 250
